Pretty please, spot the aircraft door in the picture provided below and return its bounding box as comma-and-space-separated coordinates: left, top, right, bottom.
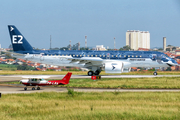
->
40, 56, 44, 61
40, 53, 44, 61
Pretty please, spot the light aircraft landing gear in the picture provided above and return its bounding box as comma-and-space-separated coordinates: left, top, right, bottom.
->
24, 87, 27, 91
37, 87, 40, 90
32, 87, 35, 90
88, 71, 94, 76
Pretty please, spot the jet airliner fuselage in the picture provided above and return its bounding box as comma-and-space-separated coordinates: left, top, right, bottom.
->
7, 25, 178, 76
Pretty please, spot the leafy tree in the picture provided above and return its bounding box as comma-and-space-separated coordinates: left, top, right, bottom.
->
119, 45, 131, 51
167, 45, 172, 47
158, 48, 163, 51
119, 48, 123, 51
166, 48, 171, 51
60, 47, 68, 50
17, 63, 35, 70
51, 47, 60, 50
80, 47, 89, 50
172, 47, 176, 51
166, 67, 172, 71
107, 49, 114, 51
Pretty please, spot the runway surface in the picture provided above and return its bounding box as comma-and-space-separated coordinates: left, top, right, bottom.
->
1, 74, 180, 82
1, 84, 180, 94
1, 74, 180, 94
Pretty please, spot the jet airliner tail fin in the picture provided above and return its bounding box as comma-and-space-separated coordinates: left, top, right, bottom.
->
8, 25, 33, 52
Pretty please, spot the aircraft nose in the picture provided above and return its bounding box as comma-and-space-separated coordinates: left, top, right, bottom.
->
170, 58, 178, 66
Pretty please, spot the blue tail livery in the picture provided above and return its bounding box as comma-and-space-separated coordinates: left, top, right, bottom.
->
8, 25, 33, 52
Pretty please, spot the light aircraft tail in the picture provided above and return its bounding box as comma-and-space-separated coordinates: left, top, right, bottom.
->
8, 25, 33, 52
60, 72, 72, 84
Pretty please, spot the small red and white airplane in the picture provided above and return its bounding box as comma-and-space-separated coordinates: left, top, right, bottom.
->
20, 72, 72, 90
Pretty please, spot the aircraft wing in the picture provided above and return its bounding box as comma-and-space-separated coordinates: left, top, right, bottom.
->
67, 57, 103, 66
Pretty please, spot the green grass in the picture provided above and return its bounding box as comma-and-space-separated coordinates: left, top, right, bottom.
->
0, 92, 180, 120
63, 77, 180, 89
0, 70, 180, 75
0, 64, 17, 71
3, 77, 180, 89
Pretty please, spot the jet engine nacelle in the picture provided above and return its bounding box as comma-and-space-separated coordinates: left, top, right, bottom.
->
105, 62, 123, 73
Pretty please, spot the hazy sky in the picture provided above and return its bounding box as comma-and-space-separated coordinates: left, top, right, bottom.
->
1, 0, 180, 49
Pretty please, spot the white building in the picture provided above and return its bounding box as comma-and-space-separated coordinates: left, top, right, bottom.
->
95, 45, 107, 51
126, 30, 150, 50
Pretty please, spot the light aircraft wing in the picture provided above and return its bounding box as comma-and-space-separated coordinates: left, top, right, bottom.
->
22, 76, 50, 79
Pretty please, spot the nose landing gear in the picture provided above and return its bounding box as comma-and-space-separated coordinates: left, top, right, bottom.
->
153, 71, 157, 76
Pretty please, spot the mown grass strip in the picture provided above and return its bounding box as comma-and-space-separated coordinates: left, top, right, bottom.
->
0, 92, 180, 120
3, 77, 180, 89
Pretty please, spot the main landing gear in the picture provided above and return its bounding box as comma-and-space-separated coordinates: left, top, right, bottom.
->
87, 70, 101, 76
24, 86, 41, 90
153, 71, 158, 76
88, 71, 94, 76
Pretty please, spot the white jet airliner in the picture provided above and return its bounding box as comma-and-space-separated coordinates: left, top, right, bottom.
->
7, 25, 178, 76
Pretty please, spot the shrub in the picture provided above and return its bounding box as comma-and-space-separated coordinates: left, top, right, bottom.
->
67, 88, 75, 97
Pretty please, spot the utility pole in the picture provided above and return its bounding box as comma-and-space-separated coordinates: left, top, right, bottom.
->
114, 37, 116, 50
50, 35, 52, 50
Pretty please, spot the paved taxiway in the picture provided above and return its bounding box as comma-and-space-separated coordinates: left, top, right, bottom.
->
1, 74, 180, 94
1, 84, 180, 94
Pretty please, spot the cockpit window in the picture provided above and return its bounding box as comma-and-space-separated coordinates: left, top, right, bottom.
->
41, 78, 46, 81
164, 54, 169, 57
